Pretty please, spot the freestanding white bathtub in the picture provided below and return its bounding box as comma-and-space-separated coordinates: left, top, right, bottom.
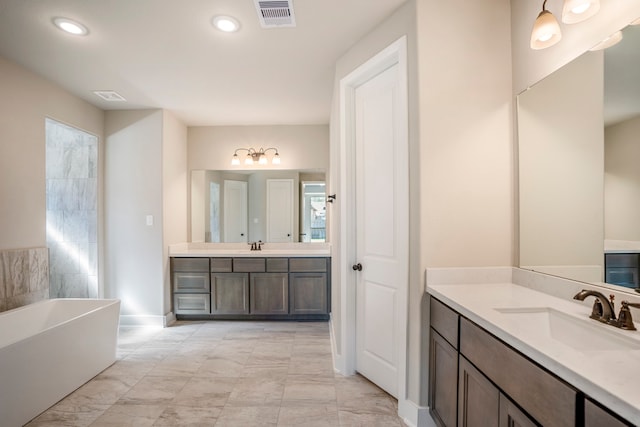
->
0, 298, 120, 427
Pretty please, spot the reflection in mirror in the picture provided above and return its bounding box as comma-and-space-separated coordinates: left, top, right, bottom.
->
191, 169, 325, 244
518, 23, 640, 290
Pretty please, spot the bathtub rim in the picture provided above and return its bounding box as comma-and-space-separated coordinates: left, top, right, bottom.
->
0, 298, 121, 349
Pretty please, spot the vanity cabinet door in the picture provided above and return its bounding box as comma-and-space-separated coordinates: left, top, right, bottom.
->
289, 272, 328, 315
250, 273, 288, 315
211, 273, 249, 314
458, 356, 499, 427
499, 394, 536, 427
429, 329, 458, 427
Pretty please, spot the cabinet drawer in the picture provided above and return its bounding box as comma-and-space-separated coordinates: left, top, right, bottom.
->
585, 398, 631, 427
460, 317, 576, 427
267, 258, 288, 272
171, 257, 209, 272
174, 293, 210, 314
430, 297, 459, 349
289, 257, 327, 272
210, 258, 232, 272
173, 272, 210, 293
233, 258, 266, 272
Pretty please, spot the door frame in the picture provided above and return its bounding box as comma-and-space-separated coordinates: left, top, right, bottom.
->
337, 35, 409, 403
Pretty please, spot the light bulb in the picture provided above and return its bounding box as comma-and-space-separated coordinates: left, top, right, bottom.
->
244, 154, 253, 165
258, 155, 268, 165
231, 154, 240, 166
272, 153, 281, 165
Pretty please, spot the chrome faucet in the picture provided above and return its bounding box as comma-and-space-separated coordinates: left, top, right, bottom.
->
573, 290, 616, 324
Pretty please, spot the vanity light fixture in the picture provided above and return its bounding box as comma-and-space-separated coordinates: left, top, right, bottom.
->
52, 17, 89, 36
231, 147, 280, 166
589, 30, 623, 51
561, 0, 600, 24
530, 0, 562, 50
212, 15, 240, 33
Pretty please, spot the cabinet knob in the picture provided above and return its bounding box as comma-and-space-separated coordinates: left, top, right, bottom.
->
352, 263, 362, 271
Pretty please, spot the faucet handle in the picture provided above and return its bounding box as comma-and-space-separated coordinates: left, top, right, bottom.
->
617, 301, 638, 331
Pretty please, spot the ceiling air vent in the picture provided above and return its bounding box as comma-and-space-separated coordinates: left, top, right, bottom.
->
93, 90, 126, 102
253, 0, 296, 28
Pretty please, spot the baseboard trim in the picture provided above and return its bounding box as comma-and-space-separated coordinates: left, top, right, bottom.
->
119, 314, 167, 327
398, 399, 435, 427
164, 311, 176, 327
329, 314, 343, 374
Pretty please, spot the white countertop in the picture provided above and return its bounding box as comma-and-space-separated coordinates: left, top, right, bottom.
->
428, 282, 640, 424
605, 239, 640, 254
169, 242, 331, 258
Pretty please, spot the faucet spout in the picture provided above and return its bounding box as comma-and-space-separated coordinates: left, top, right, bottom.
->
573, 290, 615, 323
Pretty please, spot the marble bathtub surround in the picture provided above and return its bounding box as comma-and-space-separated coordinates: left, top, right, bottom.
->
0, 247, 49, 312
27, 321, 406, 426
45, 118, 98, 299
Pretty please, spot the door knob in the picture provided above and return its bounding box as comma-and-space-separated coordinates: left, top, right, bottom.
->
352, 263, 362, 271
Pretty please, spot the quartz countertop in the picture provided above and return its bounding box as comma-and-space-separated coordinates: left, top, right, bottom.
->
169, 242, 331, 258
428, 282, 640, 424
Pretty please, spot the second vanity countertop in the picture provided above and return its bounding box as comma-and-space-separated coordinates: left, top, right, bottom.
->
428, 282, 640, 424
169, 242, 331, 258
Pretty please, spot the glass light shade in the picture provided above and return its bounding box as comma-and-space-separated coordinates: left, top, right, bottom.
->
258, 155, 268, 165
530, 10, 562, 50
272, 153, 281, 165
589, 30, 623, 51
231, 155, 240, 165
562, 0, 600, 24
244, 154, 253, 165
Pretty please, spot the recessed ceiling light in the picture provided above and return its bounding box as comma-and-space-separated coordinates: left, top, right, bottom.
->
52, 17, 89, 36
212, 15, 240, 33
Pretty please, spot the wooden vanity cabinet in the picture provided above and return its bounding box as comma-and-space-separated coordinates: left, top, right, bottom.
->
172, 256, 330, 320
428, 296, 635, 427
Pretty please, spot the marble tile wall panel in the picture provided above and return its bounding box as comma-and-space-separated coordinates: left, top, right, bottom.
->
0, 247, 49, 313
45, 118, 98, 299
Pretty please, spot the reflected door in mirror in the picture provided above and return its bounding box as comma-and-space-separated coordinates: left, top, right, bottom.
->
267, 179, 294, 242
223, 180, 248, 243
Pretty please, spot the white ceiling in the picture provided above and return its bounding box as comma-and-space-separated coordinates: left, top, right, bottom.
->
0, 0, 407, 126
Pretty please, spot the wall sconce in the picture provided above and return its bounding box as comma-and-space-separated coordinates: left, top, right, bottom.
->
530, 0, 562, 50
562, 0, 599, 24
530, 0, 601, 50
231, 147, 281, 166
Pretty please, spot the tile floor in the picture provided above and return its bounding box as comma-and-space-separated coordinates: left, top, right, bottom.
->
26, 321, 407, 426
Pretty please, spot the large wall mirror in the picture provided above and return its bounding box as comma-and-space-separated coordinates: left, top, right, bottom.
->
191, 169, 326, 244
518, 23, 640, 291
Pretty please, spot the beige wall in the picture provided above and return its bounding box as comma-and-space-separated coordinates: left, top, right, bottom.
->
104, 110, 165, 317
518, 53, 604, 273
605, 116, 640, 241
0, 55, 104, 251
162, 110, 188, 315
187, 125, 329, 171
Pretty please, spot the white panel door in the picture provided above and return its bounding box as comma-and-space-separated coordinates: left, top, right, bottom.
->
354, 62, 408, 398
223, 180, 248, 243
267, 179, 294, 242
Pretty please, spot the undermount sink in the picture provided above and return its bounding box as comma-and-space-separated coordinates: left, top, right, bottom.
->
494, 307, 640, 352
